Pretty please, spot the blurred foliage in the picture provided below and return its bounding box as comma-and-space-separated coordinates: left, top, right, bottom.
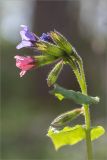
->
1, 0, 107, 159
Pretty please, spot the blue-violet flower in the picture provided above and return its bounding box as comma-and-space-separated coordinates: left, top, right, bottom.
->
40, 33, 54, 43
16, 25, 38, 49
16, 25, 54, 50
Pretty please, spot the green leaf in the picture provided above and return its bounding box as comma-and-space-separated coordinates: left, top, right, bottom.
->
50, 84, 100, 105
47, 125, 85, 150
51, 108, 82, 127
47, 60, 63, 87
47, 124, 105, 150
91, 126, 105, 141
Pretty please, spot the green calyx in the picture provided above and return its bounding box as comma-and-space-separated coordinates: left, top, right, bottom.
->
35, 40, 65, 57
47, 60, 64, 87
51, 108, 83, 128
33, 55, 58, 67
50, 30, 72, 54
35, 30, 81, 71
50, 30, 81, 66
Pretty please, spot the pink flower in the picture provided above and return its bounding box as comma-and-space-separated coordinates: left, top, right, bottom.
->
14, 55, 35, 77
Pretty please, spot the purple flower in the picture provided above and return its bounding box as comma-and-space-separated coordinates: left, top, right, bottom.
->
16, 25, 54, 50
40, 33, 54, 43
16, 25, 38, 49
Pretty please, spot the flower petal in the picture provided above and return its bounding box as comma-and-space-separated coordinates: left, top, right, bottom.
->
20, 25, 36, 41
16, 41, 33, 49
20, 25, 28, 31
20, 70, 26, 77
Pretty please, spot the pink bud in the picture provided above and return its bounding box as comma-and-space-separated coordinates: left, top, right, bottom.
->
14, 55, 35, 77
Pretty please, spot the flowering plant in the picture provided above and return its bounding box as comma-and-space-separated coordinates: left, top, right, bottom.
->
14, 25, 105, 160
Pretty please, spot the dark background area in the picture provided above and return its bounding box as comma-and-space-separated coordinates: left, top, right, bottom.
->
1, 0, 107, 159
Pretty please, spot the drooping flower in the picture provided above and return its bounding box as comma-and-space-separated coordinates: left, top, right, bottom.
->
14, 55, 36, 77
16, 25, 38, 49
15, 26, 75, 77
16, 25, 56, 50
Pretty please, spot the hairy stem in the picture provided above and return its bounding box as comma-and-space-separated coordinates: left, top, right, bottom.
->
79, 60, 93, 160
69, 56, 93, 160
79, 63, 93, 160
84, 104, 93, 160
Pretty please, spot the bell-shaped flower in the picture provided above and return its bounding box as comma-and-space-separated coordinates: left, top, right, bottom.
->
16, 25, 38, 49
14, 55, 36, 77
16, 25, 54, 50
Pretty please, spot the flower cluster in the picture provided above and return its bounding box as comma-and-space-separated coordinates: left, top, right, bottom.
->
14, 25, 74, 85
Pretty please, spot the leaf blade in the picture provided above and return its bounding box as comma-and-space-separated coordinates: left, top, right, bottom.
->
50, 84, 100, 105
47, 125, 85, 150
91, 126, 105, 141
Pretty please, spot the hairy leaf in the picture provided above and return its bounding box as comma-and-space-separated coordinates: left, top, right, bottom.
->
50, 84, 100, 105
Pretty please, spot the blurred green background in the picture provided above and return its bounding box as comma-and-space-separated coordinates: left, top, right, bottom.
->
1, 0, 107, 159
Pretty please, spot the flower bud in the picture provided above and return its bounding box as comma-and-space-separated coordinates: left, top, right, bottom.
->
51, 108, 82, 128
50, 30, 72, 54
40, 33, 54, 43
47, 60, 63, 87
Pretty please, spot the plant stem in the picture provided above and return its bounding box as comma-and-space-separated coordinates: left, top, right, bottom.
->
84, 104, 93, 160
69, 56, 93, 160
78, 61, 93, 160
